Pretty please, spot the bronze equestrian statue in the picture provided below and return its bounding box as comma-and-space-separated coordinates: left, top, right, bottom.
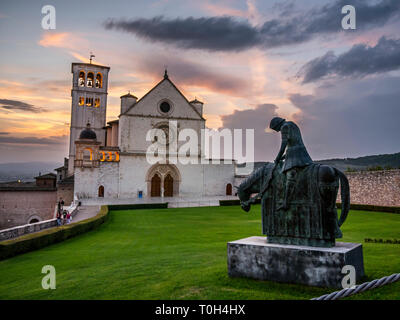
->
237, 117, 350, 248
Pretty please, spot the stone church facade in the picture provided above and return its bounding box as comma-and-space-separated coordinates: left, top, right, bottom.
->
69, 63, 235, 200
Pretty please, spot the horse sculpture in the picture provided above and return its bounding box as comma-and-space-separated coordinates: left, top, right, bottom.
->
237, 161, 350, 247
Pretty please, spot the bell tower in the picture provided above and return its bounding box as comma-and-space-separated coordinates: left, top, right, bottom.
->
67, 61, 110, 176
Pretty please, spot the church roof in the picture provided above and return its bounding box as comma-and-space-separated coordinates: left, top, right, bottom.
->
190, 98, 204, 104
122, 72, 205, 120
71, 62, 110, 72
107, 119, 119, 125
58, 174, 74, 185
120, 93, 137, 99
34, 173, 56, 180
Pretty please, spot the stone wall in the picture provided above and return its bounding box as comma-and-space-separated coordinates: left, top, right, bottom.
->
0, 204, 78, 241
57, 183, 74, 206
341, 169, 400, 207
0, 190, 57, 230
0, 219, 57, 241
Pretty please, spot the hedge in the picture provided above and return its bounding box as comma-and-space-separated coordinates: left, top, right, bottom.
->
219, 199, 261, 206
364, 238, 400, 244
220, 200, 400, 214
108, 203, 168, 211
336, 203, 400, 214
0, 205, 109, 261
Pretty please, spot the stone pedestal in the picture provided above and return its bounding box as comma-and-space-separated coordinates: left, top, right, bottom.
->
227, 236, 364, 288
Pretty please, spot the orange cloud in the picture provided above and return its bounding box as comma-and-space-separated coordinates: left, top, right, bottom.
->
38, 32, 72, 48
201, 1, 247, 17
38, 32, 93, 57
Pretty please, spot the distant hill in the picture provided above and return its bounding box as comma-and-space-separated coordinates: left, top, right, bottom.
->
238, 152, 400, 173
315, 152, 400, 171
0, 162, 61, 182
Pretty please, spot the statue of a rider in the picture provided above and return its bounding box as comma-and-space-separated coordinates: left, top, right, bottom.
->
269, 117, 313, 210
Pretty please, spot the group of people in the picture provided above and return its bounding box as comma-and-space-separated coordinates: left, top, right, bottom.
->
56, 198, 72, 226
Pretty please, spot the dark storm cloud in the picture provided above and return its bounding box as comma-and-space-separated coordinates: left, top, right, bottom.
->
0, 99, 46, 113
0, 135, 67, 145
289, 76, 400, 159
219, 104, 282, 161
104, 16, 259, 51
298, 37, 400, 83
104, 0, 400, 51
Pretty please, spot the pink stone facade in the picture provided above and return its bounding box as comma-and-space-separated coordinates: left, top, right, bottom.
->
339, 170, 400, 207
0, 190, 57, 230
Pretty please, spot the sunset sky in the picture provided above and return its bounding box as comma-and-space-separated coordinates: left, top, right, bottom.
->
1, 0, 400, 164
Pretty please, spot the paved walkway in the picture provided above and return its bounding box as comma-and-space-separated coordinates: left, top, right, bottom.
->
71, 205, 101, 222
79, 195, 238, 208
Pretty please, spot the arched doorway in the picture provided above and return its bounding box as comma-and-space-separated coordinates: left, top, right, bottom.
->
151, 174, 161, 197
164, 174, 173, 197
146, 164, 181, 197
27, 215, 41, 224
98, 185, 104, 197
226, 183, 232, 196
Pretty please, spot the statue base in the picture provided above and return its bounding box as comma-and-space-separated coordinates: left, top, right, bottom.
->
227, 236, 364, 288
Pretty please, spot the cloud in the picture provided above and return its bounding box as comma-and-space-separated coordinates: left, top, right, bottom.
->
0, 135, 67, 145
0, 132, 9, 135
136, 54, 251, 96
288, 75, 400, 159
0, 99, 46, 113
201, 1, 247, 18
104, 16, 259, 52
103, 0, 400, 51
219, 104, 281, 161
39, 32, 71, 48
298, 37, 400, 83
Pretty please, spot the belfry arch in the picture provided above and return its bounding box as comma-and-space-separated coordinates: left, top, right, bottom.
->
146, 163, 181, 197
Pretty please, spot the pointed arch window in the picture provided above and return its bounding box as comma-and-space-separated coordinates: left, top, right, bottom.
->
79, 71, 85, 87
79, 97, 84, 106
94, 98, 100, 107
95, 73, 102, 88
87, 72, 94, 87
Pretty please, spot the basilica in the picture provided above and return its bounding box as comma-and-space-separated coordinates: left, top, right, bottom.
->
66, 62, 236, 200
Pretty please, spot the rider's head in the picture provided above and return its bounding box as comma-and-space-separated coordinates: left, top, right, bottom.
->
269, 117, 286, 132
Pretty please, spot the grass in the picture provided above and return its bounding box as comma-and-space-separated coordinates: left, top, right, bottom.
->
0, 205, 399, 300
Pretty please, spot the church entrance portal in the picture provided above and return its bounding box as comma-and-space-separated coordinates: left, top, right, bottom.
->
151, 174, 161, 197
164, 174, 173, 197
147, 164, 181, 197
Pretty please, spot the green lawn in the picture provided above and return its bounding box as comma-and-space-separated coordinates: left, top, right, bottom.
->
0, 205, 399, 300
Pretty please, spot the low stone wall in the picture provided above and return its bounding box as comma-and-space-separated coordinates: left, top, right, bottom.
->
0, 206, 108, 260
343, 170, 400, 207
0, 219, 57, 241
0, 204, 78, 241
